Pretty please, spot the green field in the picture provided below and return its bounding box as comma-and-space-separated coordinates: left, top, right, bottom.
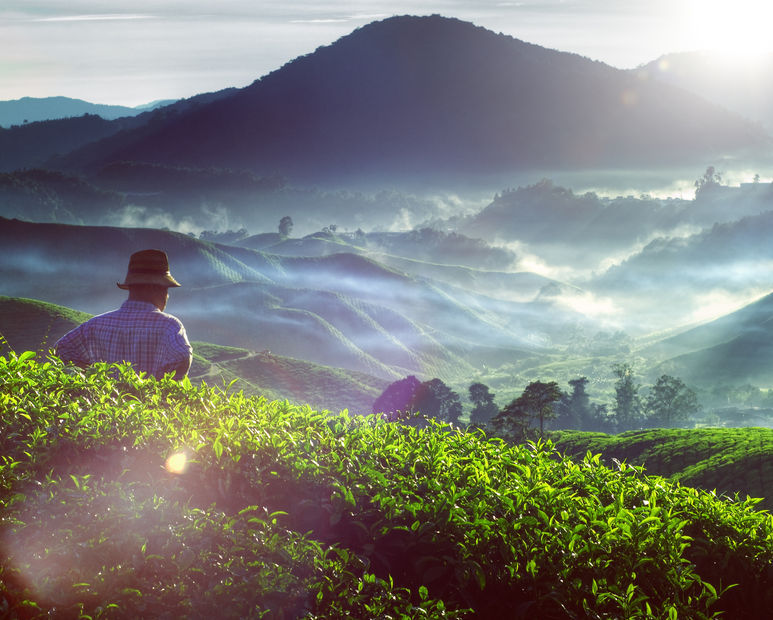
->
2, 351, 771, 618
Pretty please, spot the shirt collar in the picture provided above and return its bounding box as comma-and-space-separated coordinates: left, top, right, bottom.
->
121, 300, 160, 312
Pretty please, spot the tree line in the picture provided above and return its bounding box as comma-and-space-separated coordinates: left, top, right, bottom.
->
372, 362, 700, 439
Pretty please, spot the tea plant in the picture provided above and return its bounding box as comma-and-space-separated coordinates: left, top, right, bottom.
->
552, 427, 773, 511
2, 351, 772, 618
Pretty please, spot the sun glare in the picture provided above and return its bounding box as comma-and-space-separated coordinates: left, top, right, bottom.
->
165, 451, 188, 475
685, 0, 773, 58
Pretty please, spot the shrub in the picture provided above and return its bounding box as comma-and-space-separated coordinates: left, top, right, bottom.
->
1, 351, 772, 618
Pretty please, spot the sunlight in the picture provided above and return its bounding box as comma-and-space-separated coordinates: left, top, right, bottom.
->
165, 451, 188, 475
684, 0, 773, 58
686, 289, 765, 324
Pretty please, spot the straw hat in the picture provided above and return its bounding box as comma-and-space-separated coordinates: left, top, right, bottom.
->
117, 249, 181, 290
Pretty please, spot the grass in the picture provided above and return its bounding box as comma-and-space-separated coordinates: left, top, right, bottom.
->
1, 351, 772, 618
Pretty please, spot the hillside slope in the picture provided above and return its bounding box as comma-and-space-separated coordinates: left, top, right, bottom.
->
635, 51, 773, 129
0, 217, 555, 380
0, 296, 386, 414
552, 428, 773, 511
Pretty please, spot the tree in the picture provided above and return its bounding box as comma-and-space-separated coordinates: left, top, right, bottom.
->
372, 376, 461, 426
468, 382, 499, 427
372, 375, 421, 421
612, 363, 642, 432
278, 216, 293, 237
694, 166, 722, 197
644, 375, 700, 428
554, 377, 592, 430
493, 381, 563, 440
411, 378, 462, 426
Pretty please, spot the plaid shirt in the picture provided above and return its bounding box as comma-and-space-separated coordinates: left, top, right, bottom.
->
55, 300, 192, 379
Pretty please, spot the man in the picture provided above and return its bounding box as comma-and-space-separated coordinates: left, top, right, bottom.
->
55, 249, 193, 380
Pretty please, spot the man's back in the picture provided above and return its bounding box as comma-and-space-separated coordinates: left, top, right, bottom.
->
56, 300, 192, 380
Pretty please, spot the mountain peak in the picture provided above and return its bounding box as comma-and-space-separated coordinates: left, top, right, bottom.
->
47, 15, 769, 183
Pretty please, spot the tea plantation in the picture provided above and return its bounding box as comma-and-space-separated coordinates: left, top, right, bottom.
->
551, 428, 773, 513
2, 352, 772, 618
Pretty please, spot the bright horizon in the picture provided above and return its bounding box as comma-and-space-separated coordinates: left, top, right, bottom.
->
3, 1, 773, 107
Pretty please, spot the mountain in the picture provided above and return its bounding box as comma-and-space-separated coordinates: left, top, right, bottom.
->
634, 51, 773, 130
587, 202, 773, 331
49, 15, 768, 183
0, 114, 142, 172
649, 292, 773, 386
0, 89, 236, 172
0, 96, 174, 128
0, 296, 386, 414
0, 217, 563, 382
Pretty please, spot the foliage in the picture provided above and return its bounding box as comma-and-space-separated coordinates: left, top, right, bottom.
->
493, 381, 563, 440
372, 375, 462, 426
279, 216, 294, 237
411, 378, 462, 426
694, 165, 723, 197
552, 377, 613, 432
644, 375, 701, 428
612, 363, 643, 432
2, 352, 773, 618
372, 375, 422, 419
468, 382, 498, 427
551, 427, 773, 512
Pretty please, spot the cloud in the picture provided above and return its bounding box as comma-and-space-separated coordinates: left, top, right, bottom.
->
33, 14, 154, 22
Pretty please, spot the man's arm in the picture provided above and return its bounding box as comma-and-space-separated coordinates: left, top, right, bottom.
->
172, 353, 193, 380
53, 326, 89, 368
164, 319, 193, 380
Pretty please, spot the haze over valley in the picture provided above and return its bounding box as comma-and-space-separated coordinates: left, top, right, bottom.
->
3, 14, 773, 424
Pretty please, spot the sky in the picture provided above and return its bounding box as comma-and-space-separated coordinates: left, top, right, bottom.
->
3, 0, 773, 107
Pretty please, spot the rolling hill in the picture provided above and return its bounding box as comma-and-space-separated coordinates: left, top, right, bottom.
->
47, 15, 767, 183
0, 296, 386, 415
0, 217, 561, 382
587, 205, 773, 332
647, 292, 773, 386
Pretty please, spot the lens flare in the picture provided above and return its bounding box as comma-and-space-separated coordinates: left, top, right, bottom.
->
165, 451, 188, 474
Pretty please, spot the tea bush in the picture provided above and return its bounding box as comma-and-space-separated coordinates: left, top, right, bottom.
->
551, 428, 773, 511
1, 351, 772, 618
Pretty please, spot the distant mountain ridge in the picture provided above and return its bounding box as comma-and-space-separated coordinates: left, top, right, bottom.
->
46, 15, 768, 182
634, 52, 773, 130
651, 292, 773, 386
0, 96, 174, 128
0, 89, 236, 172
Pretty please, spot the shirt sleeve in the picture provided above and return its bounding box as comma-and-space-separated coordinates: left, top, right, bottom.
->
54, 326, 90, 367
160, 320, 193, 376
